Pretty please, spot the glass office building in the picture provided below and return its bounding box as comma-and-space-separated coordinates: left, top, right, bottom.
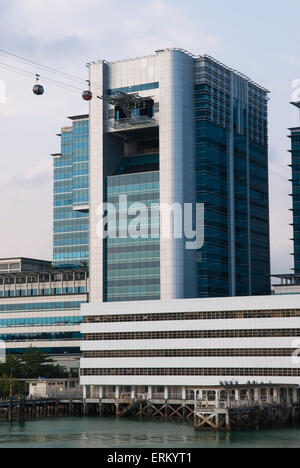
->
53, 115, 89, 268
87, 49, 271, 303
289, 103, 300, 274
195, 57, 270, 297
104, 157, 160, 302
0, 258, 88, 363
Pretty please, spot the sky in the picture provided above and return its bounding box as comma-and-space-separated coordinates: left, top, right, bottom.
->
0, 0, 299, 274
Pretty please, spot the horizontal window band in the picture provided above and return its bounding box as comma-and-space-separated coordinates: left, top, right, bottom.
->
84, 309, 300, 324
84, 329, 300, 341
81, 368, 300, 377
82, 348, 297, 359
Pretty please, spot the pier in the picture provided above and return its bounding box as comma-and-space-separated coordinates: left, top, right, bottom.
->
81, 383, 300, 431
1, 383, 300, 432
193, 384, 300, 431
0, 396, 84, 423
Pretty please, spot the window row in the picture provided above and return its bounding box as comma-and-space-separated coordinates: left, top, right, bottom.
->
84, 309, 300, 324
84, 329, 300, 341
81, 368, 300, 377
82, 348, 296, 359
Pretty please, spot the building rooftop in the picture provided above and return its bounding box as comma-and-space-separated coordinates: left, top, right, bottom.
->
87, 48, 269, 94
0, 258, 51, 274
0, 257, 50, 263
68, 114, 89, 121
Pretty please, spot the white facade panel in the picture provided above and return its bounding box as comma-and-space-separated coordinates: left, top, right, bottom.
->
81, 294, 300, 316
80, 357, 299, 369
80, 338, 300, 351
81, 376, 300, 387
89, 61, 105, 303
81, 317, 300, 334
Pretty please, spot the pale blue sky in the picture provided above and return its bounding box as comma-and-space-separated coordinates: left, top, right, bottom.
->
0, 0, 299, 274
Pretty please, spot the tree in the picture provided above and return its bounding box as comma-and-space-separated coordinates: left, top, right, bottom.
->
21, 349, 67, 379
0, 373, 25, 399
0, 350, 67, 381
0, 354, 23, 378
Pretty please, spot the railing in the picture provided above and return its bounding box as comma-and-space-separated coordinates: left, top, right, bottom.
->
102, 393, 116, 399
30, 393, 83, 400
106, 116, 157, 130
196, 398, 292, 410
151, 393, 165, 400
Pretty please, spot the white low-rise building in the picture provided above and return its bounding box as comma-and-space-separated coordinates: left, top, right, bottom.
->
80, 295, 300, 399
28, 378, 81, 398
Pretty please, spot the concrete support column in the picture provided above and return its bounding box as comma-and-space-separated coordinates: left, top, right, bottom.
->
131, 387, 136, 400
254, 387, 259, 403
215, 391, 219, 409
227, 391, 230, 408
115, 386, 120, 400
235, 389, 240, 404
83, 386, 87, 400
148, 386, 152, 400
182, 387, 186, 400
293, 388, 298, 404
164, 386, 169, 400
99, 386, 103, 399
225, 412, 231, 431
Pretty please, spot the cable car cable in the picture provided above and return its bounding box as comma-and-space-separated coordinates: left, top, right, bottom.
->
0, 48, 104, 93
0, 61, 83, 91
0, 48, 86, 85
0, 62, 82, 95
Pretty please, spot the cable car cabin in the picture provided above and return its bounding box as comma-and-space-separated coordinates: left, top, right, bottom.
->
82, 90, 92, 101
33, 84, 44, 96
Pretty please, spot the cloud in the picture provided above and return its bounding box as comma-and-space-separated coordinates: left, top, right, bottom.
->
23, 160, 52, 183
0, 171, 11, 188
0, 0, 220, 62
0, 160, 52, 189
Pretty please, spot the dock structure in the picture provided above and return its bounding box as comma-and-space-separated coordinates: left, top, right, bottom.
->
193, 384, 300, 431
0, 396, 84, 423
81, 383, 300, 431
1, 383, 300, 431
83, 387, 195, 422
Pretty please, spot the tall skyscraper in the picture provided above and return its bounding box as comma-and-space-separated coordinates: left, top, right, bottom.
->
87, 49, 270, 302
290, 101, 300, 274
53, 115, 89, 269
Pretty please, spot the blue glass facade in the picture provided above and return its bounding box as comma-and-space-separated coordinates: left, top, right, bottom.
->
107, 82, 159, 95
53, 117, 89, 268
290, 127, 300, 274
195, 58, 270, 297
0, 297, 85, 354
104, 159, 160, 302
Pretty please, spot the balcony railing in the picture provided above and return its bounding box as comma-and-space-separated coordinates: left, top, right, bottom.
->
106, 116, 158, 131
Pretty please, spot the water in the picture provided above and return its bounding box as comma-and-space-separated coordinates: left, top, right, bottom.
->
0, 417, 299, 448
